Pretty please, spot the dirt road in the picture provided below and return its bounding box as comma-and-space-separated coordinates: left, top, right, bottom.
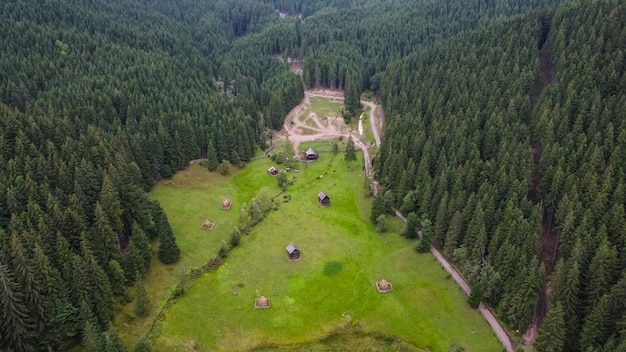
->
279, 91, 377, 192
394, 210, 516, 352
362, 101, 381, 148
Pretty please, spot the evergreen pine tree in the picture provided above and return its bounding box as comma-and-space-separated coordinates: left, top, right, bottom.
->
99, 173, 124, 234
10, 234, 46, 338
534, 302, 566, 352
579, 295, 611, 351
370, 195, 387, 223
376, 214, 387, 233
206, 141, 219, 172
238, 203, 251, 234
102, 328, 127, 352
153, 202, 180, 265
134, 279, 151, 318
230, 227, 241, 248
416, 217, 432, 253
344, 71, 360, 116
0, 262, 34, 351
82, 320, 103, 352
133, 336, 152, 352
344, 137, 357, 166
403, 212, 420, 239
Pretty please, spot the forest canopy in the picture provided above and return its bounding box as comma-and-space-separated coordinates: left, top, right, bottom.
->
376, 0, 626, 350
1, 0, 622, 351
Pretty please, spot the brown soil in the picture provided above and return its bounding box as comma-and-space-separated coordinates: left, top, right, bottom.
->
524, 44, 557, 347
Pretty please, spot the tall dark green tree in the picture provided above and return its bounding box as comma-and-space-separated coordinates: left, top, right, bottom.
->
403, 212, 419, 239
206, 141, 219, 172
134, 279, 151, 318
344, 137, 357, 166
535, 302, 566, 352
0, 262, 34, 351
344, 71, 360, 116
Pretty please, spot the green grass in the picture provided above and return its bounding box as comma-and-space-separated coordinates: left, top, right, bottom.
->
251, 332, 424, 351
359, 108, 376, 146
114, 162, 280, 346
307, 97, 343, 119
150, 156, 502, 352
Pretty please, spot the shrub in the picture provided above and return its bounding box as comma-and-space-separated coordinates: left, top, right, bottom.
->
230, 227, 241, 248
217, 161, 230, 175
218, 244, 230, 259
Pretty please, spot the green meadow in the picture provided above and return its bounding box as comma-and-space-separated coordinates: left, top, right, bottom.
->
307, 96, 343, 119
147, 154, 503, 352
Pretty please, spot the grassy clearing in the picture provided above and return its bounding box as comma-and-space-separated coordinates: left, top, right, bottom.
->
114, 162, 279, 345
151, 156, 502, 352
308, 97, 343, 119
297, 141, 336, 154
251, 332, 425, 351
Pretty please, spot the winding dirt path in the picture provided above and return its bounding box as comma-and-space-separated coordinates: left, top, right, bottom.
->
279, 91, 378, 193
362, 101, 381, 147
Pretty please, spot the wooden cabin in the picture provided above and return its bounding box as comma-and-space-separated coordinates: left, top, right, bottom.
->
305, 148, 318, 160
286, 243, 300, 260
318, 191, 330, 206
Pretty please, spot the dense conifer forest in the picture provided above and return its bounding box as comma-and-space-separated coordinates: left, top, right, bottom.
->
376, 0, 626, 350
1, 0, 623, 351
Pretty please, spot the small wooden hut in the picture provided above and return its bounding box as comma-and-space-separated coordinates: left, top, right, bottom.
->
305, 148, 318, 160
318, 191, 330, 206
286, 243, 301, 260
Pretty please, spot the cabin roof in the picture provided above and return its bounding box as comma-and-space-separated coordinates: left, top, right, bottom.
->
286, 243, 299, 254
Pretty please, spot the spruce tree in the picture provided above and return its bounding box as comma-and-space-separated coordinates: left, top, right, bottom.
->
134, 279, 151, 318
237, 203, 250, 234
102, 328, 127, 352
133, 336, 152, 352
230, 227, 241, 248
534, 302, 566, 352
344, 71, 360, 116
375, 214, 387, 233
0, 262, 34, 352
403, 212, 420, 239
344, 137, 357, 165
370, 195, 387, 223
206, 141, 219, 172
99, 173, 124, 234
154, 203, 180, 265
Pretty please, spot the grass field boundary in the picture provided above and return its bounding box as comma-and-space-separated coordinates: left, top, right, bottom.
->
394, 209, 516, 352
146, 256, 224, 343
145, 169, 290, 346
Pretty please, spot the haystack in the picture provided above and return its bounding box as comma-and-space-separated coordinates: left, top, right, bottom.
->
376, 279, 393, 293
255, 295, 270, 309
201, 220, 215, 230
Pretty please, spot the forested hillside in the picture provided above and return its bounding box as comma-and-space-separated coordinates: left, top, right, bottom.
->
259, 0, 572, 96
1, 0, 620, 350
0, 0, 302, 350
375, 0, 626, 350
